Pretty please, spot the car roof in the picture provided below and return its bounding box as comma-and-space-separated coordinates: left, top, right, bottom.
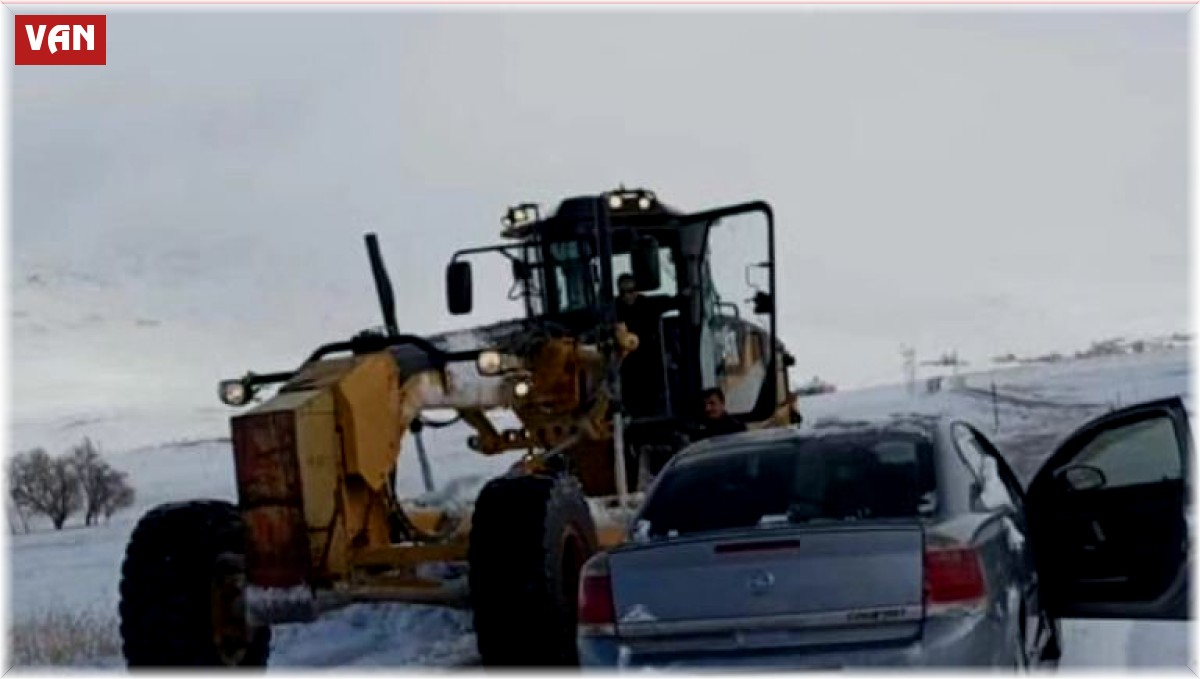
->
675, 413, 952, 462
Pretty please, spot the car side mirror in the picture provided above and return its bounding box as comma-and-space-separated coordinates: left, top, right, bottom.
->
447, 261, 473, 315
1057, 464, 1107, 492
630, 236, 661, 291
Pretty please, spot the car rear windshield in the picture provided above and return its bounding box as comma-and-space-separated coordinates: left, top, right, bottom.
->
639, 431, 937, 537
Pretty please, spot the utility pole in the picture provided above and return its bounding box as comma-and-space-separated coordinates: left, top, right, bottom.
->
901, 346, 917, 396
991, 380, 1000, 433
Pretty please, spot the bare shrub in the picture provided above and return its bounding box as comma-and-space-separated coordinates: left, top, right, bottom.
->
9, 439, 136, 531
101, 475, 135, 522
69, 439, 135, 526
7, 500, 30, 535
9, 449, 81, 530
9, 608, 122, 667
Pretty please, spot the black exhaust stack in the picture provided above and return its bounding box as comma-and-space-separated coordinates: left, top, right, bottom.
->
365, 233, 400, 338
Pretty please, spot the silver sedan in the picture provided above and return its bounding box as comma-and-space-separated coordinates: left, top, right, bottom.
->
577, 399, 1190, 669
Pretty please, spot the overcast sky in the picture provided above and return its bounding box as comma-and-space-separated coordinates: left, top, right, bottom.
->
11, 7, 1188, 448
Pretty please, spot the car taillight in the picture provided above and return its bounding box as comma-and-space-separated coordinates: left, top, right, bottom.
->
924, 543, 987, 615
577, 554, 615, 635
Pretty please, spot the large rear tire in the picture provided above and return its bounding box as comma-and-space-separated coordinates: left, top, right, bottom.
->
119, 500, 271, 668
468, 473, 598, 667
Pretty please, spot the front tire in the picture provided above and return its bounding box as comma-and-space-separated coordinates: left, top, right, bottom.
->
468, 473, 598, 667
119, 500, 271, 667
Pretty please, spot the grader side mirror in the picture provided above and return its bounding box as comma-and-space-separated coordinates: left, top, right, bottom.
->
752, 291, 774, 315
512, 259, 531, 282
631, 236, 661, 292
447, 261, 473, 315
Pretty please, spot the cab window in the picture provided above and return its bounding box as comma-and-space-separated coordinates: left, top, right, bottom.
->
610, 246, 678, 297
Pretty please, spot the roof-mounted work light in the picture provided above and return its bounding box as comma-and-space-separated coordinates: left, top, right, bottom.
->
605, 187, 657, 213
501, 203, 541, 237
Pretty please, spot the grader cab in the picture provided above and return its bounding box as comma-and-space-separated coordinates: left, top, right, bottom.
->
117, 188, 801, 667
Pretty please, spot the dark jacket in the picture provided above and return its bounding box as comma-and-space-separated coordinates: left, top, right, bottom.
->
616, 294, 676, 350
700, 414, 747, 439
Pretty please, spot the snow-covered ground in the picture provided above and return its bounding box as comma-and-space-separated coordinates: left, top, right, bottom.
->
8, 348, 1193, 669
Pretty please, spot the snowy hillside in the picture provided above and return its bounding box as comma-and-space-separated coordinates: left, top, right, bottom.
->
7, 348, 1192, 669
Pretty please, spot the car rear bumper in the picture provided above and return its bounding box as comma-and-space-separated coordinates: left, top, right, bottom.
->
579, 612, 1016, 669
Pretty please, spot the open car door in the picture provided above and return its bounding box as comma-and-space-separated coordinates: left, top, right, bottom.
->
1026, 397, 1190, 620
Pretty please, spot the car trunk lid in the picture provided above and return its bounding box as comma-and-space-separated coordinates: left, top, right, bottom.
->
607, 522, 924, 655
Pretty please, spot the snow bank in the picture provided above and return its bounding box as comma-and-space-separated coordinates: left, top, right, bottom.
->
268, 603, 477, 668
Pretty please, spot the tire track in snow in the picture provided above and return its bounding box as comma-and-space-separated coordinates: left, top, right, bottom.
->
267, 603, 478, 668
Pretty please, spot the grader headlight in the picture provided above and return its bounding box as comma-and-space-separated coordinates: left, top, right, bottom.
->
218, 379, 252, 407
476, 350, 503, 376
476, 349, 525, 376
513, 380, 532, 399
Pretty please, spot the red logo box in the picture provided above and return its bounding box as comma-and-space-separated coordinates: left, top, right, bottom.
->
15, 15, 106, 66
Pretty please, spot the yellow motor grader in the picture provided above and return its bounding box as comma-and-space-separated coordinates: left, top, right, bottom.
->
117, 188, 802, 667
